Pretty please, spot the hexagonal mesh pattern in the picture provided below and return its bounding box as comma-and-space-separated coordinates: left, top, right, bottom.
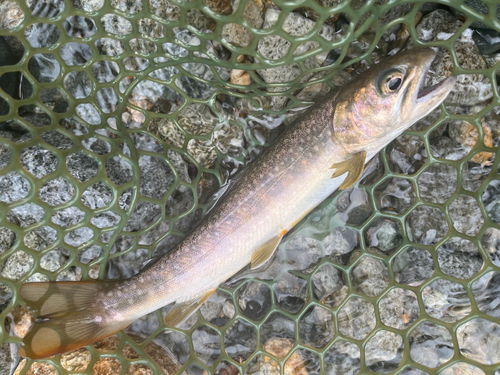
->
0, 0, 500, 374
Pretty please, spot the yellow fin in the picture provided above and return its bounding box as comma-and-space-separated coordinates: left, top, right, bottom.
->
251, 236, 282, 269
18, 281, 130, 359
164, 288, 216, 328
329, 150, 367, 190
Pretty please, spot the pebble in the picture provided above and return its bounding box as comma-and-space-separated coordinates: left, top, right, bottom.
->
379, 288, 420, 330
0, 1, 24, 29
407, 205, 448, 246
338, 297, 376, 340
409, 321, 454, 368
456, 318, 500, 365
448, 194, 484, 237
365, 330, 404, 372
422, 279, 471, 323
350, 256, 389, 297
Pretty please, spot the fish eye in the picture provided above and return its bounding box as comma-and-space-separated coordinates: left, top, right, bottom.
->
388, 77, 402, 91
383, 73, 404, 94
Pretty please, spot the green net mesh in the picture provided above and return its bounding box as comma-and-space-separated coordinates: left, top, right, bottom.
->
1, 0, 500, 373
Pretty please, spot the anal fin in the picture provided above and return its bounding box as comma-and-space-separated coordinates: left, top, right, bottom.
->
329, 150, 366, 190
251, 236, 282, 269
164, 288, 216, 328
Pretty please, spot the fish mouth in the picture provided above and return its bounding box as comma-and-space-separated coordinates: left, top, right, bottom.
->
417, 75, 456, 100
415, 50, 456, 104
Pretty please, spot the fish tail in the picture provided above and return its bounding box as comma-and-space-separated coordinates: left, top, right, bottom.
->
18, 280, 131, 359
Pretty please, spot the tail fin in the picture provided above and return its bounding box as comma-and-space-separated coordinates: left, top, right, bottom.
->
18, 281, 131, 359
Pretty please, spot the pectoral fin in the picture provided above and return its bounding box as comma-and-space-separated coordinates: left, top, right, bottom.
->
329, 150, 367, 190
163, 288, 216, 328
251, 236, 282, 269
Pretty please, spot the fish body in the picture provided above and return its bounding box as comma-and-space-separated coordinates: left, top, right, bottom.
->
18, 48, 456, 359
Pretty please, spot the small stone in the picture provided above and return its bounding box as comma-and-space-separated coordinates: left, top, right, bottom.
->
285, 235, 322, 273
223, 319, 257, 361
407, 205, 448, 246
20, 146, 58, 179
336, 188, 373, 225
437, 237, 483, 279
375, 178, 415, 214
457, 318, 500, 365
10, 305, 35, 339
365, 219, 402, 255
200, 290, 234, 326
192, 325, 220, 366
338, 297, 376, 340
409, 321, 454, 368
324, 340, 361, 375
39, 177, 75, 206
222, 23, 253, 47
365, 330, 404, 373
448, 194, 484, 237
298, 305, 335, 349
231, 69, 252, 86
0, 227, 15, 255
1, 251, 33, 280
0, 1, 24, 29
101, 13, 132, 35
350, 256, 389, 297
238, 281, 272, 321
379, 288, 420, 330
7, 203, 44, 228
386, 135, 426, 175
322, 226, 358, 262
14, 361, 57, 375
482, 180, 500, 223
472, 271, 500, 319
0, 172, 30, 203
204, 0, 232, 15
418, 163, 457, 204
263, 337, 294, 359
312, 264, 347, 307
273, 272, 308, 314
482, 228, 500, 266
392, 247, 434, 286
422, 279, 471, 323
440, 363, 485, 375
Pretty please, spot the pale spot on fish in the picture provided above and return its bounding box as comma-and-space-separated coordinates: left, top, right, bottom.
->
117, 290, 123, 297
128, 299, 134, 305
107, 291, 113, 297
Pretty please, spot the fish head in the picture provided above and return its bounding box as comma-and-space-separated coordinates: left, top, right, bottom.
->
334, 48, 456, 151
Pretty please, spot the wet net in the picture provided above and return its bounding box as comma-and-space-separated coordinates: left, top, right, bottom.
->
1, 0, 500, 374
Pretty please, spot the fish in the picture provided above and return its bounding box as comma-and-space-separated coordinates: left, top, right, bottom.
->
17, 48, 456, 359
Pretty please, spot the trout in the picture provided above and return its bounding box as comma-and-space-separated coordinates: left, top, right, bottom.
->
18, 48, 456, 359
